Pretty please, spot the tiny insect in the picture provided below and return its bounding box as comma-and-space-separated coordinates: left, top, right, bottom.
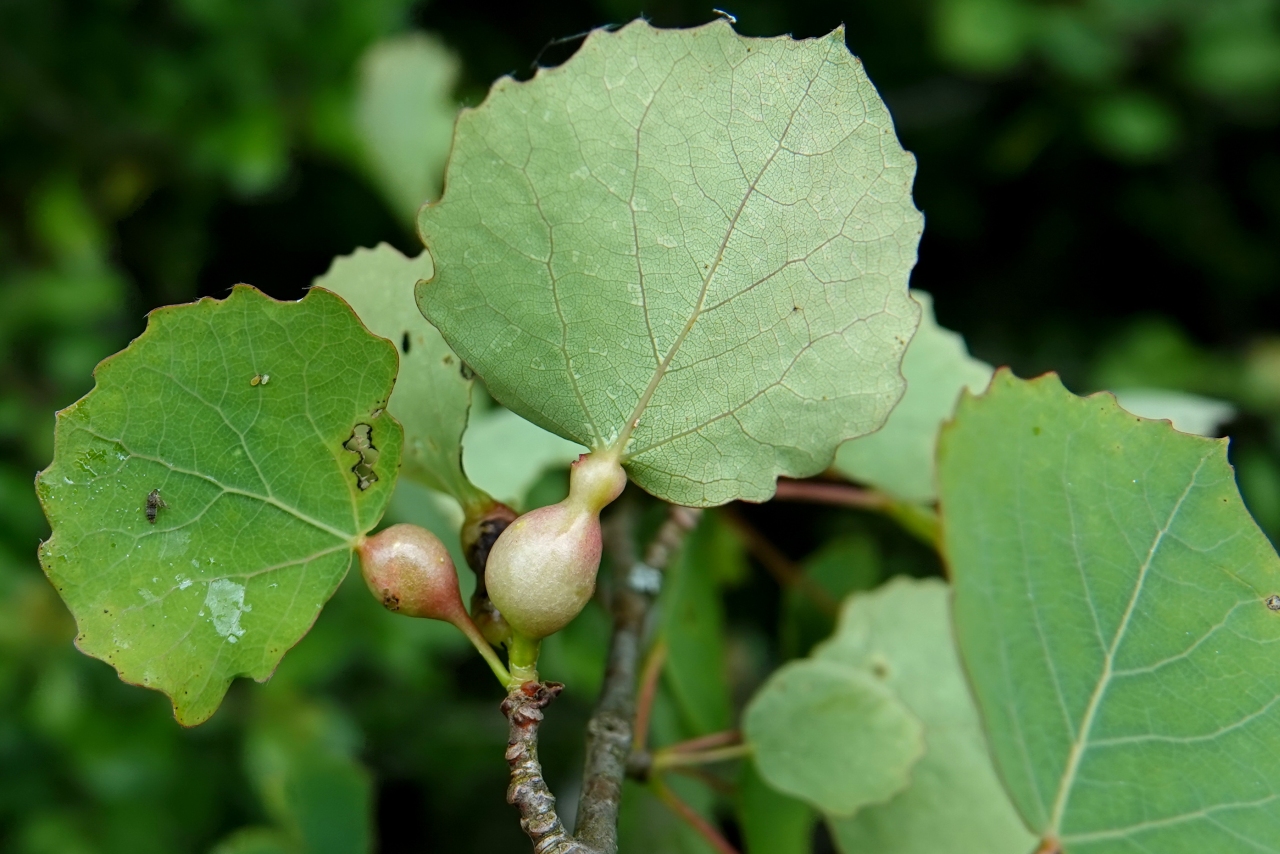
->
250, 373, 270, 386
145, 489, 168, 524
1266, 594, 1280, 611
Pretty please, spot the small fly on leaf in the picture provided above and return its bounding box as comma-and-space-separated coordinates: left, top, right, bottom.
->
145, 489, 168, 524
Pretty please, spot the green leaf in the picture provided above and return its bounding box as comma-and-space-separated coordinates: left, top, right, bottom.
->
314, 243, 488, 510
780, 534, 880, 659
816, 578, 1035, 854
355, 33, 459, 221
245, 695, 372, 854
737, 761, 815, 854
416, 20, 922, 506
36, 286, 402, 725
461, 407, 583, 508
660, 512, 735, 734
835, 291, 991, 503
211, 828, 296, 854
938, 370, 1280, 853
744, 658, 924, 816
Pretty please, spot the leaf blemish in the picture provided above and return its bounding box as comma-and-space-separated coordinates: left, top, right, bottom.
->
1266, 595, 1280, 611
204, 579, 250, 642
343, 423, 380, 490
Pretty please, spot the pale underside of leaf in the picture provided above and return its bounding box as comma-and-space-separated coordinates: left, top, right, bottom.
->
417, 19, 922, 506
37, 286, 401, 725
834, 290, 992, 504
940, 370, 1280, 853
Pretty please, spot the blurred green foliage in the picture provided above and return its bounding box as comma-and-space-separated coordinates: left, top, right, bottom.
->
1, 0, 1278, 851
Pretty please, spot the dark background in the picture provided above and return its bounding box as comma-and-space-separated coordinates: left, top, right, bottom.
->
2, 1, 1278, 852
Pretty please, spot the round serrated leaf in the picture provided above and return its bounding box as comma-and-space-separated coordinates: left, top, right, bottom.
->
36, 286, 402, 725
939, 370, 1280, 853
416, 20, 922, 506
744, 658, 925, 817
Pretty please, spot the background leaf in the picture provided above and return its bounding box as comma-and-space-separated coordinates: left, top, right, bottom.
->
416, 20, 922, 506
659, 512, 736, 735
779, 533, 881, 659
816, 577, 1035, 854
355, 34, 459, 222
939, 370, 1280, 852
834, 291, 992, 503
36, 286, 402, 725
1111, 388, 1236, 437
460, 407, 583, 509
314, 243, 488, 510
210, 828, 296, 854
743, 658, 924, 816
736, 761, 814, 854
242, 697, 372, 854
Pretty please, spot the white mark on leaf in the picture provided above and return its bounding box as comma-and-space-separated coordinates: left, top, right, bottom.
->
204, 579, 251, 641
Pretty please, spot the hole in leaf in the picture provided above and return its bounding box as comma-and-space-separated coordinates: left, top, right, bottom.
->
343, 423, 380, 490
401, 332, 411, 354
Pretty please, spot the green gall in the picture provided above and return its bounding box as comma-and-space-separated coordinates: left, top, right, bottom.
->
358, 523, 469, 627
484, 454, 626, 640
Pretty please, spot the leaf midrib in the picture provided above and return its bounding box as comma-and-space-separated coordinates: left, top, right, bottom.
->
85, 428, 357, 544
611, 53, 822, 459
1044, 452, 1210, 837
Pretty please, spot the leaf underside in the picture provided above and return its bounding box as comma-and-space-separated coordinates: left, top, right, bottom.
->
37, 286, 402, 725
834, 290, 991, 504
417, 20, 922, 506
939, 370, 1280, 853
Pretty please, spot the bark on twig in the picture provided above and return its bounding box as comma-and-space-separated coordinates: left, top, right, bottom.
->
497, 502, 702, 854
574, 504, 702, 853
501, 681, 595, 854
772, 477, 888, 509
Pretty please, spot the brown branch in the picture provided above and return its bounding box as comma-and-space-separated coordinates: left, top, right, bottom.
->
669, 764, 737, 796
772, 477, 888, 509
575, 503, 702, 853
501, 682, 594, 854
651, 777, 741, 854
664, 730, 740, 754
719, 507, 838, 616
771, 478, 941, 548
631, 640, 667, 757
